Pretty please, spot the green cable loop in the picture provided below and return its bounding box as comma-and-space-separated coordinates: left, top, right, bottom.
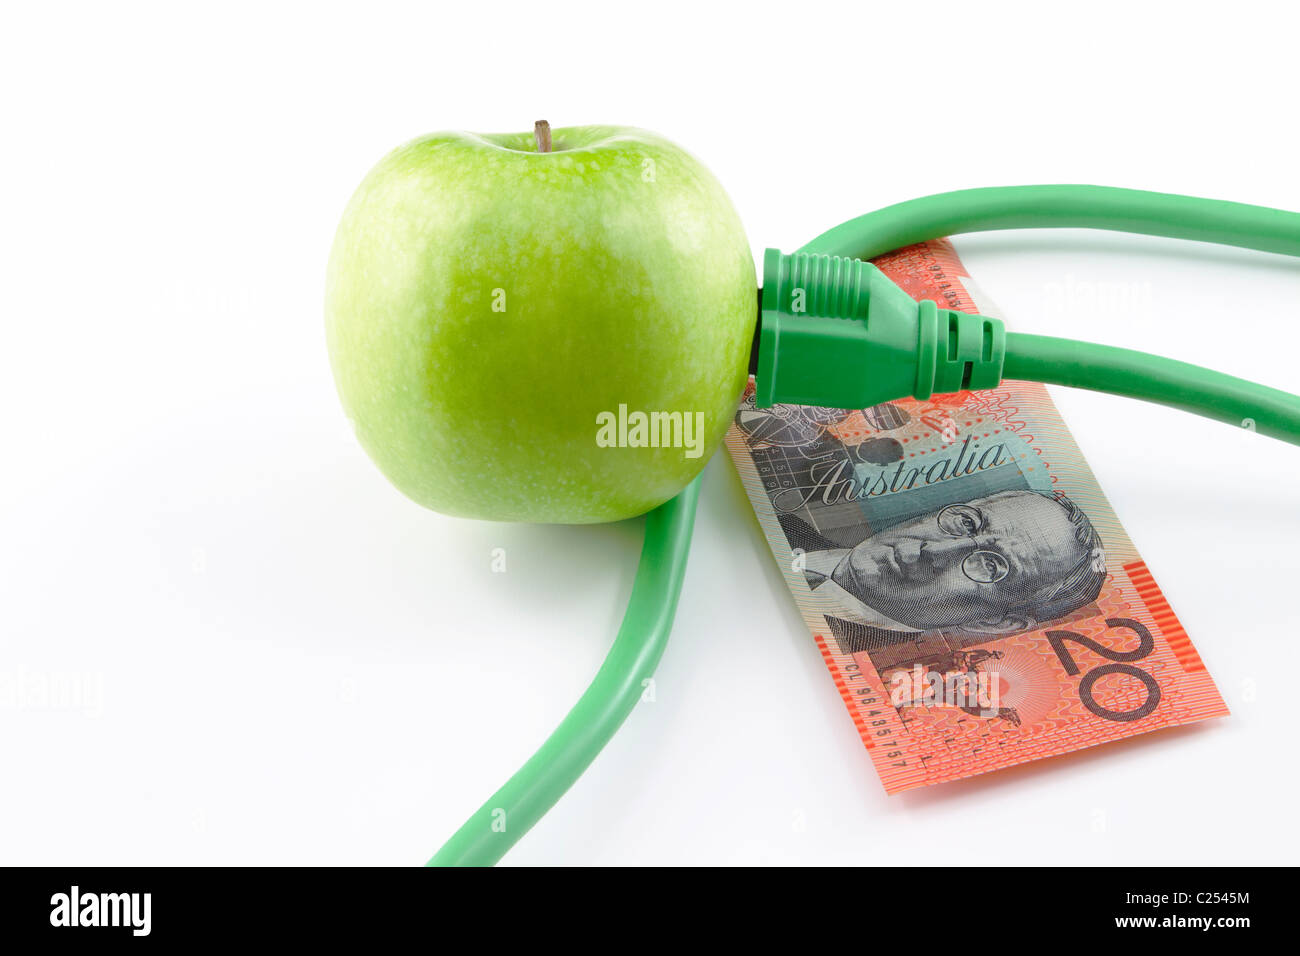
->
800, 184, 1300, 261
800, 185, 1300, 447
427, 475, 701, 866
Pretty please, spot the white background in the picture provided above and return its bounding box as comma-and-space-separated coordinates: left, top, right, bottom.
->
2, 1, 1297, 866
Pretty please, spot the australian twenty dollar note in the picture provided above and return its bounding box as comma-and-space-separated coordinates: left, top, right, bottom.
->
724, 239, 1228, 793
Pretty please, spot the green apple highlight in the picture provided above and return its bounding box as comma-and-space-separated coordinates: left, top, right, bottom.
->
326, 124, 755, 523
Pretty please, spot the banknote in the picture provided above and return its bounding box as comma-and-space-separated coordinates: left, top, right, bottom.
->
724, 239, 1229, 793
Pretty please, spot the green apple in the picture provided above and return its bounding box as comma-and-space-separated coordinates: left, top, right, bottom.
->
326, 124, 755, 523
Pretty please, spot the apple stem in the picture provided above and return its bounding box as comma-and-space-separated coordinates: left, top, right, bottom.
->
534, 120, 552, 153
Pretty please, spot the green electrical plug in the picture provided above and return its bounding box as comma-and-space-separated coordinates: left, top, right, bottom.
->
753, 248, 1005, 410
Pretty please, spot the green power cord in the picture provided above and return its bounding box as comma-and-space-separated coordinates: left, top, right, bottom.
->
429, 184, 1300, 866
801, 184, 1300, 261
1001, 334, 1300, 444
759, 186, 1300, 444
427, 475, 700, 866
